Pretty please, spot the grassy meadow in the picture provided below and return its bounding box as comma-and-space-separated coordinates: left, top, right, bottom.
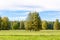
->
0, 35, 60, 40
0, 30, 60, 35
0, 30, 59, 40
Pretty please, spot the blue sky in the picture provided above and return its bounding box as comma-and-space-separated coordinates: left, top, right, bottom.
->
0, 0, 60, 21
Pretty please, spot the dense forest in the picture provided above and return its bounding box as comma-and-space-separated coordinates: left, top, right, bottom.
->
0, 12, 60, 31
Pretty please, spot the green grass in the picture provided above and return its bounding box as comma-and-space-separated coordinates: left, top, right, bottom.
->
0, 30, 60, 35
0, 35, 60, 40
0, 30, 60, 40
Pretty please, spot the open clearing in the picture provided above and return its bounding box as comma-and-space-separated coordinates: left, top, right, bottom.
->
0, 30, 60, 40
0, 30, 60, 35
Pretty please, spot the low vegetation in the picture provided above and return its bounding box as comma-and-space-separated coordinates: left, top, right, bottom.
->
0, 30, 59, 40
0, 30, 59, 35
0, 35, 60, 40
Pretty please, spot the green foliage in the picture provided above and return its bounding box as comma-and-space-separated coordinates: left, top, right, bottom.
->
0, 12, 60, 30
0, 17, 1, 30
25, 12, 41, 31
20, 21, 25, 29
53, 19, 60, 30
24, 21, 29, 30
25, 12, 33, 30
11, 21, 20, 30
32, 12, 41, 30
1, 17, 9, 30
48, 22, 53, 29
42, 21, 48, 30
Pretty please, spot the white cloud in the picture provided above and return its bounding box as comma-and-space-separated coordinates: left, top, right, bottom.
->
0, 0, 60, 11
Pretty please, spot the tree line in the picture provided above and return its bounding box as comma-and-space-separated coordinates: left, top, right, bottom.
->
0, 12, 60, 31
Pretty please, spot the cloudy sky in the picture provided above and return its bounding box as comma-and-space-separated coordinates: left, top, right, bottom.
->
0, 0, 60, 21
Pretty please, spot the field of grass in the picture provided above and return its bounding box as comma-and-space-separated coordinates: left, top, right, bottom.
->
0, 30, 60, 40
0, 30, 60, 35
0, 35, 60, 40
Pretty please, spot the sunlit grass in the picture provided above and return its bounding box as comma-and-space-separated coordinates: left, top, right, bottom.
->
0, 35, 60, 40
0, 30, 60, 35
0, 30, 60, 40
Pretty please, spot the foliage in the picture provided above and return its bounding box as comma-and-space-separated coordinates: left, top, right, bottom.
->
48, 22, 53, 29
53, 19, 60, 30
11, 21, 20, 30
0, 17, 1, 30
42, 21, 48, 30
20, 21, 25, 29
1, 17, 10, 30
0, 12, 60, 30
25, 12, 41, 31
